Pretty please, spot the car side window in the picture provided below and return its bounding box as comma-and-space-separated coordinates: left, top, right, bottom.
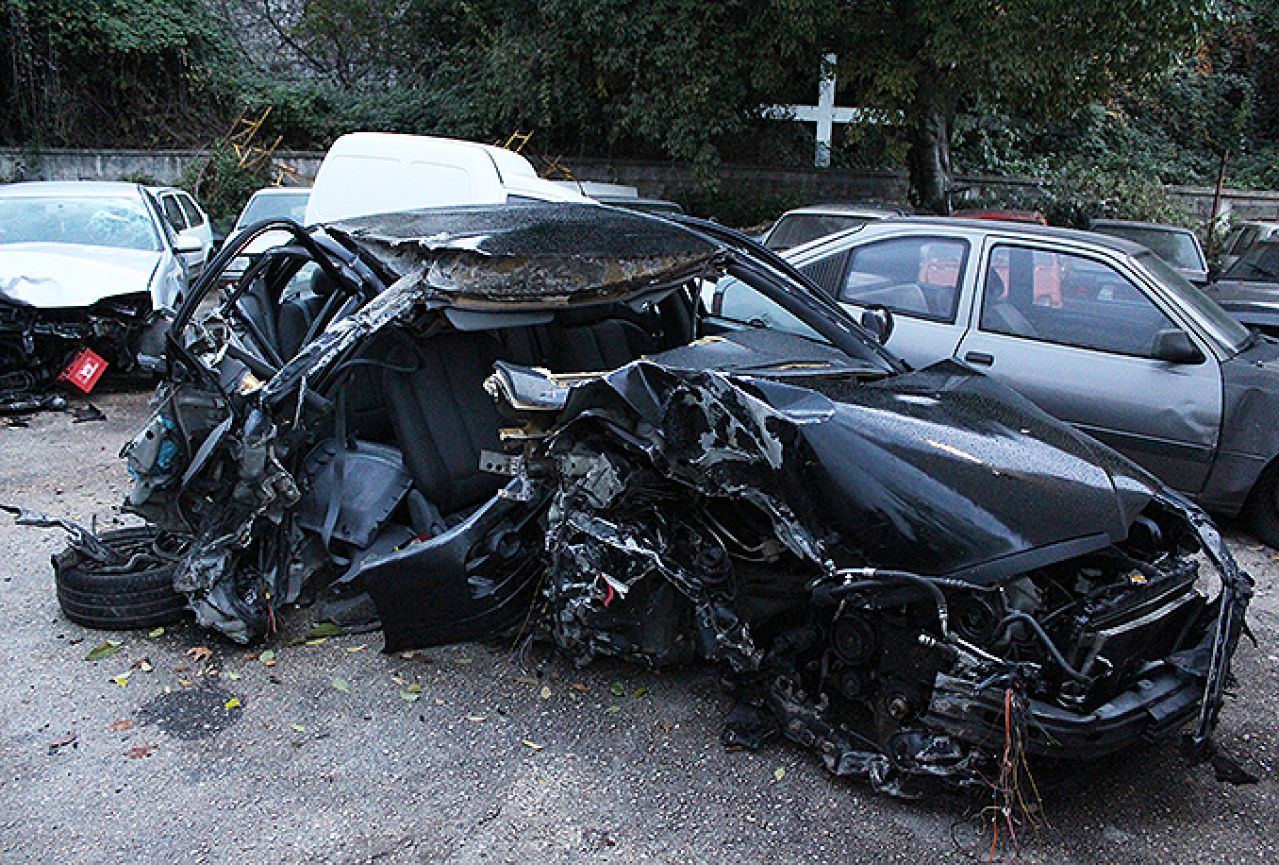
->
979, 245, 1179, 358
177, 194, 205, 228
709, 276, 826, 343
838, 237, 968, 322
160, 195, 187, 231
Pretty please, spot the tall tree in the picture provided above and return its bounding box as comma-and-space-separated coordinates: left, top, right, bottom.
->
834, 0, 1218, 211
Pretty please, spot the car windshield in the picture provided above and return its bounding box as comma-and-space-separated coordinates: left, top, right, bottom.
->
0, 195, 160, 251
236, 192, 310, 227
766, 214, 874, 250
1224, 242, 1279, 283
1137, 251, 1251, 352
1094, 225, 1204, 271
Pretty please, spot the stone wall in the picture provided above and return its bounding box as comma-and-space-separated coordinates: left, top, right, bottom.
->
5, 147, 1278, 224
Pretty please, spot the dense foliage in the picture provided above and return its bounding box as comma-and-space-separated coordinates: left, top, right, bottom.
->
1, 0, 1276, 217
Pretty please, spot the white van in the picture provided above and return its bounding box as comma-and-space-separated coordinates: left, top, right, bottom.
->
303, 133, 589, 225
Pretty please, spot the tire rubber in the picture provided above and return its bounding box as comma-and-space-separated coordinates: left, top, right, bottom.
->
53, 526, 187, 630
1244, 463, 1279, 549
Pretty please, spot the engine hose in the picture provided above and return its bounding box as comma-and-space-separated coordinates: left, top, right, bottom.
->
816, 568, 951, 639
992, 611, 1090, 681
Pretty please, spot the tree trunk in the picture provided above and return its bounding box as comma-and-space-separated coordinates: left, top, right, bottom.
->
906, 102, 953, 214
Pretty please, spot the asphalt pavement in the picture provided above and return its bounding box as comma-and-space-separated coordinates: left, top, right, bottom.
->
0, 381, 1275, 864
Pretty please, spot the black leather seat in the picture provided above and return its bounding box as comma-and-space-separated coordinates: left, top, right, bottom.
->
382, 331, 506, 516
278, 268, 339, 359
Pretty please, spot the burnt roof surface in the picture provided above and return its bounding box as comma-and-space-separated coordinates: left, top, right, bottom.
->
331, 202, 720, 306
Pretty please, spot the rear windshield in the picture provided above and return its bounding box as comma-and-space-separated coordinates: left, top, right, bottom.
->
1094, 225, 1204, 271
1224, 243, 1279, 283
765, 214, 875, 251
0, 195, 160, 251
237, 192, 310, 227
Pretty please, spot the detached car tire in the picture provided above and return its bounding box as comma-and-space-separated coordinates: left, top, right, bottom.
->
53, 526, 188, 630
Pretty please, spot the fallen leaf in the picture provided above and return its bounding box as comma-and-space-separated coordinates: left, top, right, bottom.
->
465, 714, 488, 722
147, 627, 165, 638
304, 637, 328, 647
399, 650, 418, 660
539, 685, 552, 700
307, 622, 343, 638
125, 743, 158, 759
85, 640, 123, 662
186, 647, 213, 663
604, 705, 621, 714
773, 767, 786, 782
109, 672, 131, 687
331, 677, 350, 693
513, 675, 539, 686
405, 682, 423, 694
134, 658, 153, 673
521, 739, 544, 751
609, 682, 626, 697
226, 671, 242, 681
177, 678, 192, 688
224, 697, 242, 710
108, 719, 134, 732
290, 724, 305, 733
400, 690, 422, 702
391, 675, 407, 686
570, 683, 589, 693
173, 664, 190, 672
345, 645, 367, 653
632, 687, 648, 698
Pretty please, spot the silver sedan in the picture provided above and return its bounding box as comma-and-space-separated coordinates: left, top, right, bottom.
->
715, 217, 1279, 545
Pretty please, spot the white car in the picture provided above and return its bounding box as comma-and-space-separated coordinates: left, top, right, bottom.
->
150, 186, 215, 277
0, 181, 196, 387
762, 203, 908, 251
219, 187, 312, 287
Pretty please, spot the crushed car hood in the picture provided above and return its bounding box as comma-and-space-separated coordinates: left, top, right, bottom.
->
580, 356, 1160, 581
331, 202, 719, 308
0, 243, 160, 308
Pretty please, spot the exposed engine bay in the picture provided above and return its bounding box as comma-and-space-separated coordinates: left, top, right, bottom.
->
108, 203, 1250, 796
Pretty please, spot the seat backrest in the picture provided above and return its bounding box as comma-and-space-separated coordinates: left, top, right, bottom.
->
382, 331, 505, 516
278, 295, 326, 359
550, 318, 655, 371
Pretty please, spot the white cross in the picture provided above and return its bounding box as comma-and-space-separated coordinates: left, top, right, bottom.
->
763, 53, 891, 168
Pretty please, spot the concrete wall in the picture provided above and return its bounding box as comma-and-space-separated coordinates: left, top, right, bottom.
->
0, 148, 321, 186
5, 147, 1278, 224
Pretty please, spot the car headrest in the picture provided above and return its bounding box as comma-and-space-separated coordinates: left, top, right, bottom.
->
310, 267, 339, 297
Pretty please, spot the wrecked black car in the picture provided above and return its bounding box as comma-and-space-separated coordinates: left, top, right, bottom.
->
108, 202, 1249, 795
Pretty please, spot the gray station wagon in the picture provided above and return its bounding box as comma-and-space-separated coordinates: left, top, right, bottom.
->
715, 218, 1279, 545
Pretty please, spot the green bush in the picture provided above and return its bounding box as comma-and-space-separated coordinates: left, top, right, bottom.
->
178, 144, 273, 229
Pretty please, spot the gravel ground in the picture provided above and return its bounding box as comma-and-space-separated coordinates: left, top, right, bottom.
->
0, 381, 1275, 864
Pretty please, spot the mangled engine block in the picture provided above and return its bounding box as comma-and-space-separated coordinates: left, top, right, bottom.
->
535, 370, 1233, 795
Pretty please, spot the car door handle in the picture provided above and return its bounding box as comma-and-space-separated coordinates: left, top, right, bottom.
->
964, 351, 994, 366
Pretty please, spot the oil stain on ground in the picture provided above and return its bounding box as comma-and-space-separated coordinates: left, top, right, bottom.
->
138, 684, 241, 740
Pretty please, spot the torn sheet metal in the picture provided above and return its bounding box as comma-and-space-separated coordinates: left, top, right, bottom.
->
333, 203, 719, 307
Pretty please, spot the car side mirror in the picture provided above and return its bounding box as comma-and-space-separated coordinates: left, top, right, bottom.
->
1151, 329, 1203, 364
860, 305, 894, 344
